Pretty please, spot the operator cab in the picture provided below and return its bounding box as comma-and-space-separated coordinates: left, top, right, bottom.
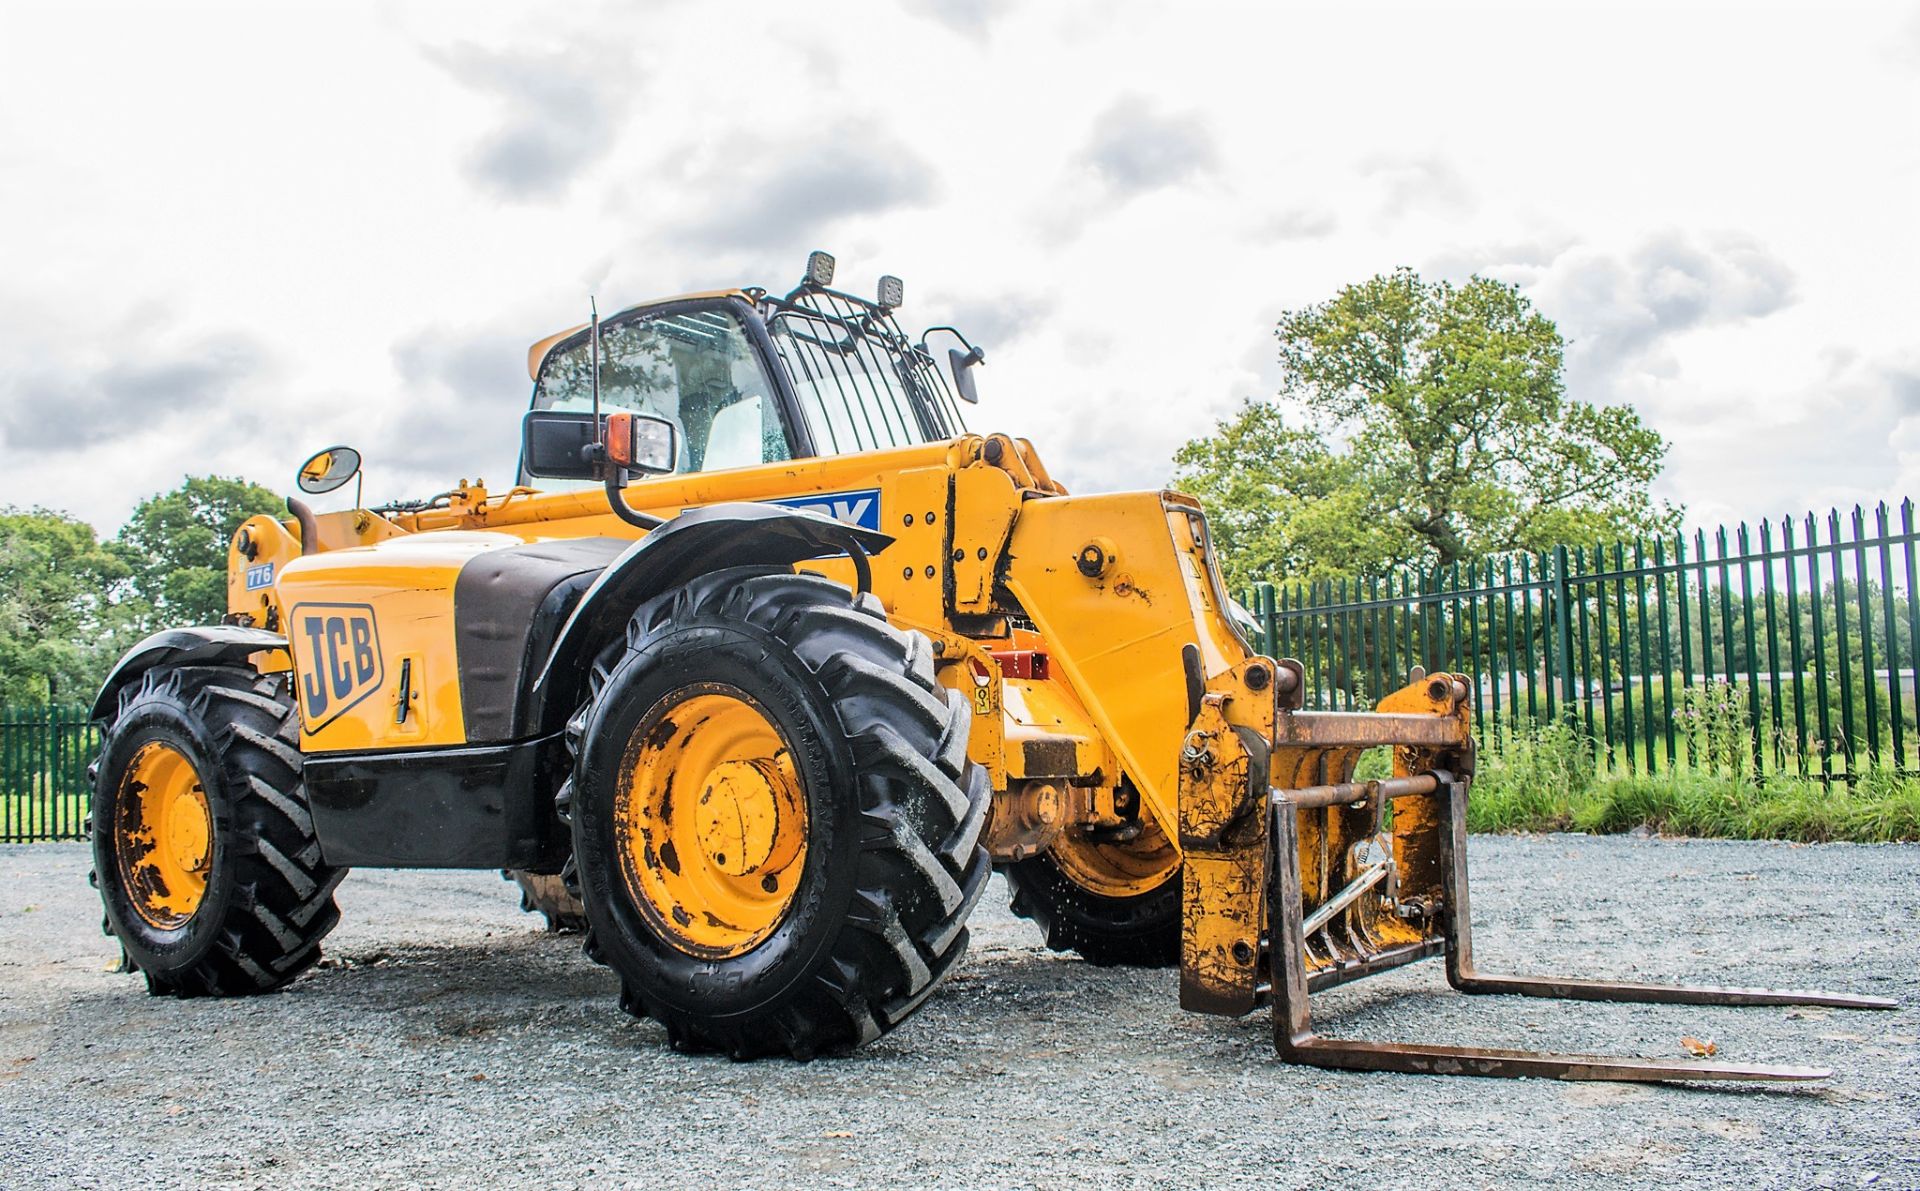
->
518, 252, 984, 488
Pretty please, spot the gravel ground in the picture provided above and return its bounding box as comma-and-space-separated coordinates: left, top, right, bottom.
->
1, 836, 1915, 1190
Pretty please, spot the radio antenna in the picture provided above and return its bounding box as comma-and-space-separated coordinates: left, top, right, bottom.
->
589, 295, 601, 428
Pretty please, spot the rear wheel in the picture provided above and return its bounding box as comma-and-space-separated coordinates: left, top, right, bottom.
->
1007, 817, 1182, 967
90, 665, 344, 996
563, 568, 990, 1059
504, 869, 586, 933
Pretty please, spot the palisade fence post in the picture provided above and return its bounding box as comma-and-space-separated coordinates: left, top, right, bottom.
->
1676, 534, 1696, 766
1485, 557, 1501, 739
32, 703, 44, 840
1737, 523, 1765, 775
1784, 516, 1811, 776
1367, 573, 1383, 706
1552, 545, 1576, 727
1261, 582, 1278, 658
1523, 553, 1543, 723
1902, 499, 1920, 773
1612, 542, 1636, 772
1807, 512, 1833, 781
1280, 582, 1293, 662
1381, 571, 1398, 699
1851, 505, 1881, 766
1403, 567, 1418, 685
1695, 528, 1716, 702
1344, 576, 1359, 706
1462, 562, 1482, 744
1714, 527, 1738, 773
52, 703, 64, 839
2, 705, 11, 842
1633, 540, 1656, 775
1502, 556, 1519, 732
1575, 547, 1596, 747
1828, 509, 1856, 782
1654, 537, 1678, 768
1874, 502, 1905, 771
1597, 548, 1617, 769
1759, 519, 1785, 773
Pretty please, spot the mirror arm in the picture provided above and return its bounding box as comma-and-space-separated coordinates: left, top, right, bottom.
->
603, 474, 667, 531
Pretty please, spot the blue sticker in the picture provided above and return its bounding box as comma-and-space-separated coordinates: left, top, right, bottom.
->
771, 489, 882, 532
245, 562, 275, 591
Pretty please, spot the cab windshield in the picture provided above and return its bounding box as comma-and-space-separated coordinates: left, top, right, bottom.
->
532, 306, 792, 474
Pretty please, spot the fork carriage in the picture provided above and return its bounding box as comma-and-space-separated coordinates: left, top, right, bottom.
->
1177, 659, 1894, 1082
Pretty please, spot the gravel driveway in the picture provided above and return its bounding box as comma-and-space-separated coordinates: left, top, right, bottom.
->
1, 836, 1914, 1190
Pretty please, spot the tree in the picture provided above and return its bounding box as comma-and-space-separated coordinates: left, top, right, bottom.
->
0, 509, 139, 702
115, 475, 284, 631
1175, 268, 1676, 587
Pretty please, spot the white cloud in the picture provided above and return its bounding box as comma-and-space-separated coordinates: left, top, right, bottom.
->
1080, 96, 1219, 197
1362, 154, 1477, 222
1533, 231, 1798, 376
428, 36, 643, 202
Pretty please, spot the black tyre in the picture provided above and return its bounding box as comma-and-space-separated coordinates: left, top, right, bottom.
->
1006, 824, 1182, 967
562, 567, 990, 1059
503, 868, 587, 932
90, 664, 344, 996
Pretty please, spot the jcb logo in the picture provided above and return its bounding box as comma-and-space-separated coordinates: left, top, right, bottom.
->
290, 603, 384, 731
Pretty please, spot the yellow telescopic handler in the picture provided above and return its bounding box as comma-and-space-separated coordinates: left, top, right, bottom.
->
88, 253, 1892, 1079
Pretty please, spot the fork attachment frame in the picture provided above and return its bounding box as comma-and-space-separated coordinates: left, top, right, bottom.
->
1177, 663, 1896, 1084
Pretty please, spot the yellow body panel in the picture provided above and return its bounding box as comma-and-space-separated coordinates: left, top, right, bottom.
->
1001, 491, 1247, 841
232, 435, 1255, 865
274, 531, 520, 750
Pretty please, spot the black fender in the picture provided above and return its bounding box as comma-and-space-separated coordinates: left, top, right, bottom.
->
90, 625, 289, 723
527, 501, 893, 734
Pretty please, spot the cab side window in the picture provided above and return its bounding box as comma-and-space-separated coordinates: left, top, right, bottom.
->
533, 307, 793, 474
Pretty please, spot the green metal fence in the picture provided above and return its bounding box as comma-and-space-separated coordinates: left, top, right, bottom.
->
1, 705, 97, 842
1243, 501, 1920, 782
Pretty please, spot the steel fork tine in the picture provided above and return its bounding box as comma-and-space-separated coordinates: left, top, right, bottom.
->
1267, 789, 1894, 1083
1436, 781, 1898, 1012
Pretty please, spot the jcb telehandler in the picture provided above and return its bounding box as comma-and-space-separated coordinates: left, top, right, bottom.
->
90, 253, 1892, 1080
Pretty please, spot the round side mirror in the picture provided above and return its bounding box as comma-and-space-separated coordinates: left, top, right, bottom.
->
296, 445, 363, 495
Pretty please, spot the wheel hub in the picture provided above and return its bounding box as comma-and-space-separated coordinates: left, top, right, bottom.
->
616, 686, 809, 958
695, 758, 795, 876
115, 741, 214, 930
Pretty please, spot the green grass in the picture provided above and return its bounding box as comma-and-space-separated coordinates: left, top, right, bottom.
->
0, 793, 89, 842
1466, 723, 1920, 843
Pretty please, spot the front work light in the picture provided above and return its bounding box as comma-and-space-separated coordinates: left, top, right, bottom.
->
877, 275, 904, 310
806, 250, 836, 288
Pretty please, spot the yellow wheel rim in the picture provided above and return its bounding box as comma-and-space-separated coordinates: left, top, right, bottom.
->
615, 685, 808, 959
1050, 815, 1180, 899
115, 741, 214, 930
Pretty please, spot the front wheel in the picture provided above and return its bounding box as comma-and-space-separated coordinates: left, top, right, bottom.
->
90, 664, 344, 996
564, 568, 991, 1059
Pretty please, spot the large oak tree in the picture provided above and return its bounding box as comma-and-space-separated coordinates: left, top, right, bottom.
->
1176, 268, 1675, 587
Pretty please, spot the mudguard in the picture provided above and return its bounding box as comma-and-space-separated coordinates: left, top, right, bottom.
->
526, 501, 892, 733
89, 625, 288, 722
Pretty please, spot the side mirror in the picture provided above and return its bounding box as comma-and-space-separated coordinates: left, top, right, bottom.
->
296, 445, 363, 495
949, 345, 985, 405
522, 411, 601, 480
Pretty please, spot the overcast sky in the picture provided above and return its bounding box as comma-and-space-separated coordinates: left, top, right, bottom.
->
2, 1, 1916, 536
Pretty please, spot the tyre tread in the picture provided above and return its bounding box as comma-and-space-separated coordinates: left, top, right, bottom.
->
571, 568, 991, 1058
